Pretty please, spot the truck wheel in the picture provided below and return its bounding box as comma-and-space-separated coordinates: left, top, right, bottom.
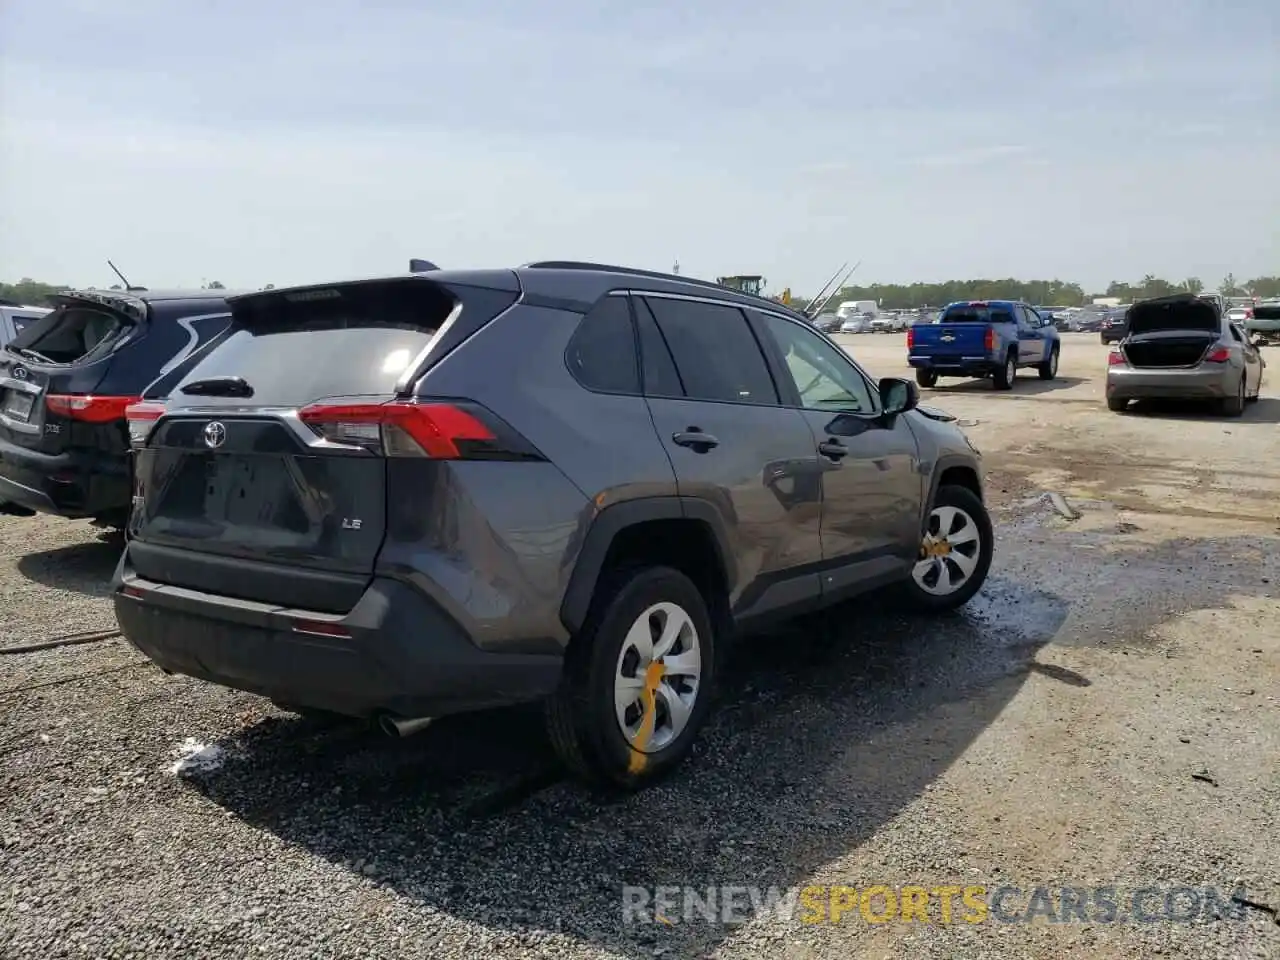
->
915, 369, 938, 389
901, 484, 993, 612
993, 353, 1016, 390
1036, 346, 1059, 380
546, 565, 715, 789
1221, 377, 1246, 417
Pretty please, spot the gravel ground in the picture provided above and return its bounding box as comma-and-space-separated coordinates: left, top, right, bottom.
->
1, 336, 1278, 959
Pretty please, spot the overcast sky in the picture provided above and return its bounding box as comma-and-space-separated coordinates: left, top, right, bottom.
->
1, 0, 1276, 294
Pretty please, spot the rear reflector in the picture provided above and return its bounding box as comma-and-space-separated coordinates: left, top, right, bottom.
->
1107, 350, 1126, 366
297, 399, 538, 460
46, 394, 140, 424
1203, 347, 1231, 363
290, 618, 351, 639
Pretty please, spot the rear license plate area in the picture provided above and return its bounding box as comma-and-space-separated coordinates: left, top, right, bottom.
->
203, 456, 305, 528
3, 390, 35, 422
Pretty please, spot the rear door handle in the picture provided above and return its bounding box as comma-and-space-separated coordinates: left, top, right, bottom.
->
672, 429, 719, 451
818, 439, 848, 460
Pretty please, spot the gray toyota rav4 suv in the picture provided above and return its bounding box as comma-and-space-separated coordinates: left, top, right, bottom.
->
114, 261, 992, 787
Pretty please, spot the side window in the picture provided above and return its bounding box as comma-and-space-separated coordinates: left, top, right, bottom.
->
633, 298, 684, 397
1228, 323, 1244, 343
1015, 305, 1033, 327
641, 297, 778, 405
758, 313, 878, 414
565, 295, 639, 395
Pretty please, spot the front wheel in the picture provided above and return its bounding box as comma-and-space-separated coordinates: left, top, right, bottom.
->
546, 566, 715, 789
915, 368, 938, 388
1037, 346, 1059, 380
902, 485, 993, 612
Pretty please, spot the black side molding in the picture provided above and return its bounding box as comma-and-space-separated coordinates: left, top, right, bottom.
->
559, 496, 736, 635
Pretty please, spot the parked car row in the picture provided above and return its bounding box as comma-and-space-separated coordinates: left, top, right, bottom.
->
1, 261, 994, 789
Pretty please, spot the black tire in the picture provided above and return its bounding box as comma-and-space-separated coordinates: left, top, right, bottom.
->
992, 352, 1016, 390
1221, 377, 1246, 417
1107, 396, 1128, 412
900, 484, 994, 612
915, 369, 938, 389
546, 565, 716, 789
1036, 346, 1059, 380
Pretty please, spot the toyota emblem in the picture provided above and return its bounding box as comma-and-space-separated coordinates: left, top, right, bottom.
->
203, 421, 227, 449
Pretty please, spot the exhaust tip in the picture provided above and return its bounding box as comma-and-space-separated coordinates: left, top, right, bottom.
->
378, 714, 434, 738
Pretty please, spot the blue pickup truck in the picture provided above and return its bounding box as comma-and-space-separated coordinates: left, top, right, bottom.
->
907, 300, 1061, 390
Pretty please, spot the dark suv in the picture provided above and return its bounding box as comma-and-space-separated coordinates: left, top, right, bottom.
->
113, 262, 992, 787
0, 289, 232, 526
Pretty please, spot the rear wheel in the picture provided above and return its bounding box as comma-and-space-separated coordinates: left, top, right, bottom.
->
546, 566, 715, 789
1221, 377, 1246, 417
902, 485, 993, 612
1107, 396, 1128, 412
1036, 346, 1059, 380
993, 353, 1016, 390
915, 369, 938, 389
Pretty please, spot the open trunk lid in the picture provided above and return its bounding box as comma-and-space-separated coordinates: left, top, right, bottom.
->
1121, 296, 1220, 368
126, 274, 519, 612
0, 293, 145, 454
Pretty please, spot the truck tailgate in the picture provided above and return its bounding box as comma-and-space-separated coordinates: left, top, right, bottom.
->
910, 323, 988, 357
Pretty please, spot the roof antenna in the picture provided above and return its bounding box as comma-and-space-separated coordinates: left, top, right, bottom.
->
409, 259, 440, 273
107, 260, 145, 291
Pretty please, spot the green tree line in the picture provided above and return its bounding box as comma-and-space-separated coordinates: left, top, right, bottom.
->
4, 273, 1278, 312
796, 274, 1280, 312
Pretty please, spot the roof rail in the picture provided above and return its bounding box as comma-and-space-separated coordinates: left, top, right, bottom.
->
522, 260, 792, 307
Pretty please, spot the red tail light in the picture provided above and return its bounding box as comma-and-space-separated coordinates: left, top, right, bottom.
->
1107, 350, 1126, 366
906, 328, 914, 349
1203, 347, 1231, 363
983, 328, 995, 352
1244, 308, 1254, 319
298, 399, 540, 461
124, 400, 167, 447
45, 394, 141, 424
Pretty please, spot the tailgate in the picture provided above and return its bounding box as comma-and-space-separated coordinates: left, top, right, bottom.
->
910, 323, 989, 355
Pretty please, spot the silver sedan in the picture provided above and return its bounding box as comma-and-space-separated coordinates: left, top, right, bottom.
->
1105, 295, 1266, 416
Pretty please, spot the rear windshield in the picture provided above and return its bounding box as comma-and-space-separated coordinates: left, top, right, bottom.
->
1128, 301, 1219, 335
940, 305, 1016, 323
1253, 305, 1280, 320
169, 280, 457, 406
6, 304, 133, 364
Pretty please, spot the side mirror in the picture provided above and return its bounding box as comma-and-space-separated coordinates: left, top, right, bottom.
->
880, 377, 919, 415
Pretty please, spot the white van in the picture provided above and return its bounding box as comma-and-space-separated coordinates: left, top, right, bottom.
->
0, 303, 52, 348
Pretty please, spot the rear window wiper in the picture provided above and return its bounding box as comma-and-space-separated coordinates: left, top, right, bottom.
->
8, 347, 56, 364
180, 375, 254, 398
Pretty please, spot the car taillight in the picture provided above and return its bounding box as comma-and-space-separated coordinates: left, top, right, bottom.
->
1244, 308, 1254, 319
124, 400, 167, 448
906, 328, 914, 349
297, 399, 542, 461
46, 394, 141, 424
983, 328, 994, 351
1107, 350, 1126, 366
1203, 347, 1231, 363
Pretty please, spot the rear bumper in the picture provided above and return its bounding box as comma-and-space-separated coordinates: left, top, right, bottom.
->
1105, 365, 1236, 400
0, 437, 131, 519
909, 354, 999, 377
113, 553, 564, 720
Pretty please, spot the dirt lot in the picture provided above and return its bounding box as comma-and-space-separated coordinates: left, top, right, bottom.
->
1, 333, 1277, 959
